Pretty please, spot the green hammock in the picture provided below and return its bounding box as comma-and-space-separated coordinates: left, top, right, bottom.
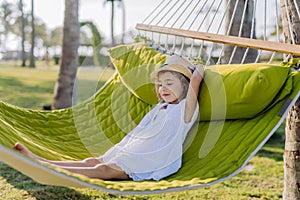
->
0, 42, 299, 195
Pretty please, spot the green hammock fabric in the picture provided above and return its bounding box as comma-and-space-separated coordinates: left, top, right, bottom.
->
111, 43, 293, 121
0, 42, 300, 195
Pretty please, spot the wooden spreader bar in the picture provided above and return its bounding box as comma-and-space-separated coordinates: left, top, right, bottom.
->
136, 23, 300, 56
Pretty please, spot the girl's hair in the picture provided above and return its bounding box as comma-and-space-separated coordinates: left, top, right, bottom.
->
155, 70, 190, 103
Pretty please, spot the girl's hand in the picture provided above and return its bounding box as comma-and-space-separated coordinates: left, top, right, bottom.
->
189, 65, 205, 81
184, 65, 204, 123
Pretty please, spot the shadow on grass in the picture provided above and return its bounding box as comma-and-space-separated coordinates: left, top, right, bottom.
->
0, 77, 54, 93
0, 163, 129, 200
0, 163, 97, 200
0, 77, 54, 109
0, 77, 107, 109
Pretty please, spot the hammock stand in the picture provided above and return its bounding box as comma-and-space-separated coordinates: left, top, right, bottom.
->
0, 0, 300, 195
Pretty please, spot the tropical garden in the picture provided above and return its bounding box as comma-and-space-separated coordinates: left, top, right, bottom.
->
0, 0, 300, 199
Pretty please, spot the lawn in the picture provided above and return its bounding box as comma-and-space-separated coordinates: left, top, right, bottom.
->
0, 61, 286, 199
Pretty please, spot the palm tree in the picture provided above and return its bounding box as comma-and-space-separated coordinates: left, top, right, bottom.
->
13, 12, 48, 65
224, 0, 258, 64
29, 0, 35, 68
282, 0, 300, 199
19, 0, 26, 67
119, 0, 126, 43
49, 27, 63, 58
53, 0, 79, 109
104, 0, 124, 45
80, 21, 103, 66
0, 1, 15, 54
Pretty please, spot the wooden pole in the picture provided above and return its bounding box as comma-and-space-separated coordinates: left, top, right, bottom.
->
135, 23, 300, 56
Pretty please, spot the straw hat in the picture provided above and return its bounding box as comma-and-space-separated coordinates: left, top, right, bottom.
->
152, 55, 194, 79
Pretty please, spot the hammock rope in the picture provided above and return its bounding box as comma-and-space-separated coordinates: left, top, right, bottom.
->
208, 0, 229, 64
136, 0, 300, 64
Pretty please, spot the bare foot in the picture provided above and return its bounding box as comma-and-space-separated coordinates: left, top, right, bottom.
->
13, 142, 34, 158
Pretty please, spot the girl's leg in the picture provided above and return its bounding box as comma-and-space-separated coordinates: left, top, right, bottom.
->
59, 163, 130, 180
47, 157, 102, 168
13, 142, 101, 167
13, 142, 129, 180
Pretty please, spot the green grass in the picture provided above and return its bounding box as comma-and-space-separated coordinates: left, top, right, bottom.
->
0, 62, 286, 199
0, 61, 113, 109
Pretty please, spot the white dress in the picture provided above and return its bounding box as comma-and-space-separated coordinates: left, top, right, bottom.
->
100, 99, 199, 181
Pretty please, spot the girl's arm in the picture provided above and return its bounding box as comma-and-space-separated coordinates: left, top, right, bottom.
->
184, 65, 205, 123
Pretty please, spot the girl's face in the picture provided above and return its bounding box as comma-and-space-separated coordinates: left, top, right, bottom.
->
156, 72, 185, 104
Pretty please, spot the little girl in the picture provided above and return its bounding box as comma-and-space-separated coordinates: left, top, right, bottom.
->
13, 55, 205, 181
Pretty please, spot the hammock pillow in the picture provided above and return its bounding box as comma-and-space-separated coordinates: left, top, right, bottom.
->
108, 42, 167, 105
109, 42, 292, 120
200, 64, 292, 120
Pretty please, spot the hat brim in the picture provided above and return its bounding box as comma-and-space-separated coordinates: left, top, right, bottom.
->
152, 64, 192, 80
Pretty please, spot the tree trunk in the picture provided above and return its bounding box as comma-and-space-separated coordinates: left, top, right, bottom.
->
20, 0, 26, 67
111, 0, 115, 46
29, 0, 35, 68
285, 101, 300, 199
53, 0, 79, 109
282, 0, 300, 199
224, 0, 258, 64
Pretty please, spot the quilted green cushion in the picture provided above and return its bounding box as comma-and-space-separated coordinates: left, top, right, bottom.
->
109, 43, 292, 120
200, 63, 292, 120
108, 42, 167, 105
